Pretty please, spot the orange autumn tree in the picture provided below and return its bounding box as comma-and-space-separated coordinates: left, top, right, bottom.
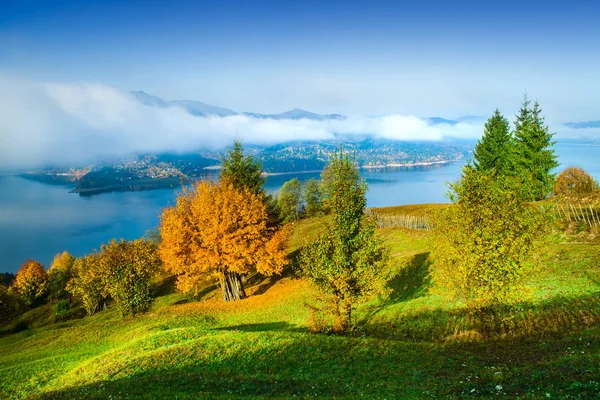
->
14, 259, 48, 306
159, 180, 289, 301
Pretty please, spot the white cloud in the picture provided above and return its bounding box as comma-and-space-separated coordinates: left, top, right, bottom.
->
0, 76, 488, 169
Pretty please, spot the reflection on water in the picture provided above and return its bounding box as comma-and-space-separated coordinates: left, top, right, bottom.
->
0, 142, 597, 273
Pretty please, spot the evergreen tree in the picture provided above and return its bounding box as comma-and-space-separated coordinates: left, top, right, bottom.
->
220, 139, 280, 225
472, 109, 513, 173
220, 140, 265, 195
513, 96, 558, 200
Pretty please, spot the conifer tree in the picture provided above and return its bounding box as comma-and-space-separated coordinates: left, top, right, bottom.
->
513, 96, 558, 200
220, 140, 265, 195
473, 109, 513, 173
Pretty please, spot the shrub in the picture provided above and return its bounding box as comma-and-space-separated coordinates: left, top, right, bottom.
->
54, 299, 70, 322
553, 166, 599, 197
13, 260, 48, 306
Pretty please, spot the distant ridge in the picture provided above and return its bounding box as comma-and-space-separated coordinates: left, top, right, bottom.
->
130, 91, 237, 117
243, 108, 345, 121
130, 90, 486, 124
130, 91, 343, 120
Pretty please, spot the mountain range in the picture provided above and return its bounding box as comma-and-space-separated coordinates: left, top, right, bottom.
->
129, 90, 480, 125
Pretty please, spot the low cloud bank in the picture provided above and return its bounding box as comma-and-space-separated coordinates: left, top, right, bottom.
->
1, 76, 487, 169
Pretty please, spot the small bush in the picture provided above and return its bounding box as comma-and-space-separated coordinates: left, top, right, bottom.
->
54, 299, 70, 323
553, 167, 599, 197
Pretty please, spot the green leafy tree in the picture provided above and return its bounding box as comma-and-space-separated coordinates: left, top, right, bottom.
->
67, 239, 161, 316
277, 178, 303, 222
67, 255, 107, 315
97, 239, 162, 316
301, 149, 389, 332
473, 109, 513, 173
0, 273, 15, 287
220, 140, 265, 195
48, 251, 75, 303
432, 167, 547, 312
13, 260, 48, 306
0, 284, 21, 324
513, 96, 558, 200
303, 178, 324, 217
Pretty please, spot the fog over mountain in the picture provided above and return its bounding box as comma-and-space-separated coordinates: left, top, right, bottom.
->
0, 75, 597, 170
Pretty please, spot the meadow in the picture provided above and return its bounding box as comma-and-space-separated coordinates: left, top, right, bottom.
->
1, 205, 599, 399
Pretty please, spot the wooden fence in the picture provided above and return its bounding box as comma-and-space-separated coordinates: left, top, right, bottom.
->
366, 209, 431, 230
552, 203, 600, 228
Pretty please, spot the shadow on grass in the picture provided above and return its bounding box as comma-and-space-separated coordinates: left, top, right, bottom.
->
246, 249, 300, 297
362, 291, 600, 342
387, 252, 432, 303
36, 325, 600, 400
359, 252, 432, 326
171, 283, 220, 305
212, 321, 305, 333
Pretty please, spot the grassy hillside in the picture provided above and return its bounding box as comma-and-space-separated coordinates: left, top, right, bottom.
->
1, 207, 599, 399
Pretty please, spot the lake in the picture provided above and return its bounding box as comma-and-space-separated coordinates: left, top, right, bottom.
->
1, 142, 598, 273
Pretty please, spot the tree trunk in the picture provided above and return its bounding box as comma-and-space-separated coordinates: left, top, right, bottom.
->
344, 301, 352, 332
221, 271, 246, 302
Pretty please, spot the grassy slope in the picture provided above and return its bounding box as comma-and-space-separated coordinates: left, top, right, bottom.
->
1, 209, 599, 399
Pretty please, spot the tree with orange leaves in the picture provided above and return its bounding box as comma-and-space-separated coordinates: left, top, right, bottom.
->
13, 259, 48, 306
159, 180, 289, 301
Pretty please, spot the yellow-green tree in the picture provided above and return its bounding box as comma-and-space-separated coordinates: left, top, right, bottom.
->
67, 240, 161, 316
432, 167, 547, 311
67, 255, 107, 315
48, 251, 75, 303
13, 260, 48, 306
97, 239, 162, 315
159, 181, 289, 301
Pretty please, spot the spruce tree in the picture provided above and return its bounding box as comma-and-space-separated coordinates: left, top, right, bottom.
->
219, 140, 265, 195
472, 109, 513, 173
513, 96, 558, 200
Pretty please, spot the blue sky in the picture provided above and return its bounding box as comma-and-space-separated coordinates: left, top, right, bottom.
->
0, 0, 599, 168
2, 0, 599, 117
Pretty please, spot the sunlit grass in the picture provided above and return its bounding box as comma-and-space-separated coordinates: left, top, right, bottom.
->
1, 209, 600, 399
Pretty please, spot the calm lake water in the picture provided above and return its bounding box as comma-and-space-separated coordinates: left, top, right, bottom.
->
0, 142, 598, 273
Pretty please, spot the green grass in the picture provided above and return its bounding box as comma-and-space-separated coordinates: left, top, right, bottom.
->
1, 209, 600, 399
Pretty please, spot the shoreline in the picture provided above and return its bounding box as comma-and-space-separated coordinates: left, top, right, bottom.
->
361, 158, 463, 169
